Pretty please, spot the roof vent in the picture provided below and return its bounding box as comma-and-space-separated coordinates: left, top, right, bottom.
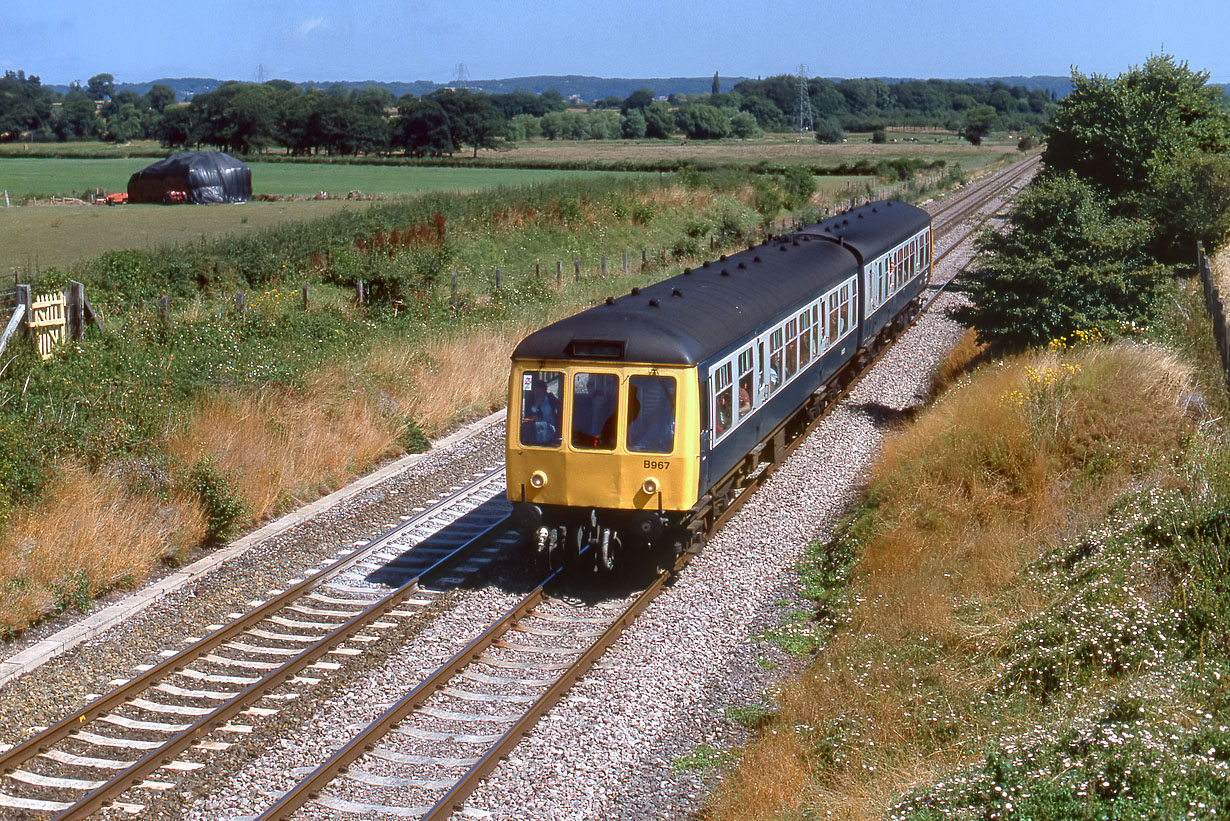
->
702, 260, 711, 268
842, 219, 849, 226
886, 201, 893, 206
719, 254, 727, 261
824, 226, 832, 232
605, 297, 616, 306
683, 268, 692, 276
672, 288, 683, 297
631, 287, 641, 295
792, 239, 799, 247
737, 262, 747, 270
779, 245, 788, 252
753, 256, 762, 263
649, 298, 660, 307
872, 207, 878, 213
720, 269, 730, 276
858, 213, 864, 219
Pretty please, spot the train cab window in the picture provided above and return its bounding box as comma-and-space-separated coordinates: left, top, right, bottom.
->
519, 370, 563, 448
737, 349, 755, 416
572, 372, 619, 450
627, 375, 676, 454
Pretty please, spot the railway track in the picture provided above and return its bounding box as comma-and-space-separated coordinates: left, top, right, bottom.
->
0, 469, 512, 818
0, 155, 1037, 820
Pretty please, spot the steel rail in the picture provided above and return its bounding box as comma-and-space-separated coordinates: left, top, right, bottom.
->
51, 508, 511, 820
1, 467, 500, 765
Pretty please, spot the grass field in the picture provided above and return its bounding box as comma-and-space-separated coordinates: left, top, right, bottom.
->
0, 199, 375, 274
0, 131, 1008, 276
0, 157, 637, 200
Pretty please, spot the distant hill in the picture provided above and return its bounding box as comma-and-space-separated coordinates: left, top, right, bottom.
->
43, 74, 1088, 102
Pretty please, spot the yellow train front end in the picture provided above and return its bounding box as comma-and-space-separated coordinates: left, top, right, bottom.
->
506, 360, 700, 570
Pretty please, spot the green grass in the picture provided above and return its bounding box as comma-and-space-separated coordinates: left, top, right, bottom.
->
0, 156, 634, 200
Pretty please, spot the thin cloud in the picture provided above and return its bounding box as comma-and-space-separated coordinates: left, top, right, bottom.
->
296, 17, 326, 37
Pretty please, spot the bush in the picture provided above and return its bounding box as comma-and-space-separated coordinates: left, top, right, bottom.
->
1146, 149, 1230, 261
778, 166, 817, 210
185, 456, 248, 543
814, 117, 844, 144
953, 172, 1165, 350
871, 128, 887, 144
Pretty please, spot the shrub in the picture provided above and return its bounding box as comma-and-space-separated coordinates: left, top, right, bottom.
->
813, 117, 844, 144
185, 456, 248, 543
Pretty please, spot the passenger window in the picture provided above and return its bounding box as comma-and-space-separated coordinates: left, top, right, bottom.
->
769, 328, 783, 393
799, 312, 811, 364
519, 370, 563, 448
627, 375, 676, 454
737, 349, 755, 416
785, 317, 799, 379
572, 372, 619, 450
828, 293, 839, 341
713, 363, 733, 438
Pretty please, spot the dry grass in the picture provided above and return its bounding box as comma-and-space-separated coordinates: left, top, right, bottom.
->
1215, 244, 1230, 295
704, 343, 1195, 821
0, 463, 204, 633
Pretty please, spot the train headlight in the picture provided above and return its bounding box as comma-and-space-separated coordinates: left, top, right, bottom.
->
642, 477, 659, 495
530, 470, 548, 489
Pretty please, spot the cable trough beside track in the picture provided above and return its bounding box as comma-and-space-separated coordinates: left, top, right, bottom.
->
0, 468, 511, 819
0, 154, 1038, 821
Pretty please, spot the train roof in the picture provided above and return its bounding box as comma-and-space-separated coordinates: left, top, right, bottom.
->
511, 200, 930, 367
795, 199, 931, 262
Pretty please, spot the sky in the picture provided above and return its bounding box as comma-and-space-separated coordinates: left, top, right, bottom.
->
2, 0, 1227, 87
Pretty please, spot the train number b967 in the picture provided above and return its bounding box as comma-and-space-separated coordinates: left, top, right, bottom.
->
643, 460, 670, 470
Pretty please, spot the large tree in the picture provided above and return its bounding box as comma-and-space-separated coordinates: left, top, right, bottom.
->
431, 89, 505, 157
1044, 54, 1230, 197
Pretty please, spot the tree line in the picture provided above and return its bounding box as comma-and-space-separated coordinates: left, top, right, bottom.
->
0, 69, 1057, 155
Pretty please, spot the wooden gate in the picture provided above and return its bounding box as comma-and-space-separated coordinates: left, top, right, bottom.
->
28, 290, 66, 360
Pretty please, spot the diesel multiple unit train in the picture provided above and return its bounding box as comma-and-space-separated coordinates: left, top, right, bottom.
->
506, 199, 933, 569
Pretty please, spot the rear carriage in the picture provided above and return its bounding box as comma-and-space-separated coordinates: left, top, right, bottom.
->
507, 200, 932, 569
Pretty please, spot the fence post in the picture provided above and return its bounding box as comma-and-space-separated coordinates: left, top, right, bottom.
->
159, 294, 171, 322
355, 279, 365, 305
574, 259, 580, 283
536, 262, 540, 280
641, 248, 647, 272
601, 254, 607, 279
623, 250, 628, 275
235, 289, 245, 315
67, 280, 85, 341
556, 261, 562, 288
451, 270, 458, 306
302, 283, 310, 311
15, 284, 31, 338
495, 267, 502, 291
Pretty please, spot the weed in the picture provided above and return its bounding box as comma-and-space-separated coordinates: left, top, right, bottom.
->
672, 743, 736, 773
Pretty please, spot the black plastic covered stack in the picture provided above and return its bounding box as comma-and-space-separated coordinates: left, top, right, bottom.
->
127, 151, 252, 204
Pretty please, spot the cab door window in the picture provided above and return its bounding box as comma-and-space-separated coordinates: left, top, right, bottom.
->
572, 372, 619, 450
627, 375, 676, 453
519, 370, 563, 447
